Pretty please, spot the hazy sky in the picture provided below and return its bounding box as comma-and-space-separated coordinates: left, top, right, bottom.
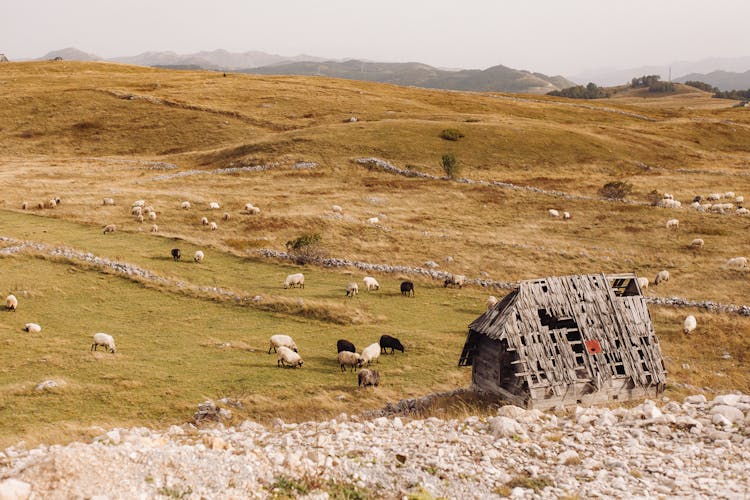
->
3, 0, 749, 76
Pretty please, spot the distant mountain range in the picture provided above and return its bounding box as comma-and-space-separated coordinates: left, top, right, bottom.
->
675, 70, 750, 91
31, 47, 574, 94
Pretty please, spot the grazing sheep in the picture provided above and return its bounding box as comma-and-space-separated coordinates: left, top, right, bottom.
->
102, 224, 117, 234
367, 217, 379, 224
23, 323, 41, 333
132, 200, 146, 208
171, 248, 181, 261
136, 214, 144, 223
102, 198, 115, 206
284, 273, 305, 289
209, 221, 218, 231
131, 206, 142, 216
143, 206, 155, 214
548, 209, 560, 217
209, 202, 220, 209
358, 368, 380, 388
706, 193, 722, 201
726, 257, 748, 269
657, 199, 682, 209
654, 270, 670, 285
5, 294, 18, 312
268, 334, 298, 354
379, 334, 404, 354
361, 342, 381, 366
222, 212, 230, 221
150, 224, 158, 233
277, 346, 303, 368
248, 206, 261, 215
36, 202, 44, 209
689, 238, 705, 249
736, 196, 744, 204
443, 274, 466, 288
338, 351, 362, 372
636, 277, 649, 290
724, 191, 735, 199
54, 197, 61, 205
563, 211, 571, 220
180, 201, 191, 209
21, 202, 28, 210
336, 339, 356, 353
332, 205, 343, 213
346, 282, 359, 297
44, 199, 57, 209
400, 281, 415, 296
683, 315, 697, 334
194, 250, 205, 263
487, 295, 499, 309
148, 211, 157, 221
737, 208, 749, 215
91, 332, 116, 353
362, 276, 380, 291
244, 203, 255, 211
666, 219, 679, 230
201, 216, 209, 226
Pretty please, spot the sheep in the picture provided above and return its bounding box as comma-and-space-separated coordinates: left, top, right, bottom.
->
360, 342, 381, 366
726, 257, 748, 269
563, 211, 571, 220
55, 197, 61, 205
666, 219, 679, 230
736, 196, 744, 204
706, 193, 722, 201
724, 191, 735, 199
362, 276, 380, 291
201, 216, 209, 226
36, 202, 44, 209
400, 281, 415, 296
171, 248, 181, 261
244, 203, 255, 211
338, 351, 362, 372
683, 315, 697, 335
443, 274, 466, 288
636, 277, 649, 290
358, 368, 380, 388
150, 224, 158, 233
143, 206, 155, 214
194, 250, 205, 263
136, 214, 144, 223
662, 193, 674, 200
44, 199, 57, 209
5, 294, 18, 312
689, 238, 705, 249
548, 209, 559, 217
102, 198, 115, 206
208, 202, 220, 209
332, 205, 343, 213
21, 202, 28, 210
131, 206, 143, 216
487, 295, 499, 309
132, 200, 146, 208
284, 273, 305, 289
180, 201, 191, 209
277, 346, 303, 368
23, 323, 41, 333
737, 208, 749, 215
336, 339, 356, 353
209, 221, 218, 231
367, 217, 379, 224
658, 199, 682, 209
91, 332, 116, 353
248, 206, 261, 215
346, 282, 359, 297
654, 270, 670, 285
268, 334, 298, 354
102, 224, 117, 234
379, 334, 404, 354
222, 212, 230, 221
148, 211, 157, 221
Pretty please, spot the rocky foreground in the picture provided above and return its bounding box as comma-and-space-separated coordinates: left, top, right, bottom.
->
1, 393, 749, 499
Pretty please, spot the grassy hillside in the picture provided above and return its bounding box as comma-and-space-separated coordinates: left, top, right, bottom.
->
0, 61, 748, 447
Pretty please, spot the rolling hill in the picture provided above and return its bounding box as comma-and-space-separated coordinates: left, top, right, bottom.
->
676, 69, 750, 91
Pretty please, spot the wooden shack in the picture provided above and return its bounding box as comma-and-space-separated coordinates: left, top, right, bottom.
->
458, 273, 666, 409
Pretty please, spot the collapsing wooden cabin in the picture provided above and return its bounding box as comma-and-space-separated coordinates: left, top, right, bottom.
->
458, 273, 666, 409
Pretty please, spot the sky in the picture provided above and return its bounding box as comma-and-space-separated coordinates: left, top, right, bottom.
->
3, 0, 749, 77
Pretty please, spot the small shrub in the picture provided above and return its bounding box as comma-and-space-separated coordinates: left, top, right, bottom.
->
504, 474, 554, 493
439, 129, 464, 141
646, 189, 662, 206
441, 154, 460, 179
598, 181, 633, 200
272, 475, 308, 497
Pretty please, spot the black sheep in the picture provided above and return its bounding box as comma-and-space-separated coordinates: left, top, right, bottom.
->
171, 248, 181, 261
379, 334, 404, 354
337, 339, 356, 353
400, 281, 415, 296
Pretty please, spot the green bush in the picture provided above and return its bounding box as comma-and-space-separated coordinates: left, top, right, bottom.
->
439, 129, 465, 141
598, 181, 633, 200
285, 233, 323, 264
441, 154, 460, 178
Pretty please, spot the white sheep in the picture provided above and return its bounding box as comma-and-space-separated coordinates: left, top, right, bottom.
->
346, 282, 359, 297
131, 206, 142, 216
209, 202, 220, 209
91, 332, 116, 353
102, 224, 117, 234
657, 199, 681, 209
194, 250, 205, 263
244, 203, 255, 211
148, 211, 157, 221
209, 221, 218, 231
361, 342, 381, 366
737, 208, 749, 215
248, 206, 261, 214
362, 276, 380, 291
683, 315, 697, 335
487, 295, 499, 309
132, 200, 145, 208
338, 351, 362, 372
735, 196, 744, 204
23, 323, 41, 333
136, 214, 144, 223
726, 257, 748, 269
654, 270, 670, 285
332, 205, 343, 213
706, 193, 722, 201
689, 238, 705, 249
548, 209, 560, 217
662, 193, 674, 200
284, 273, 305, 289
636, 277, 649, 290
724, 191, 735, 199
5, 294, 18, 312
201, 216, 209, 226
102, 198, 115, 206
222, 212, 230, 221
367, 217, 379, 224
444, 274, 466, 288
268, 334, 298, 354
150, 224, 158, 233
562, 211, 571, 220
666, 219, 679, 230
277, 346, 303, 368
180, 201, 191, 209
143, 206, 155, 214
